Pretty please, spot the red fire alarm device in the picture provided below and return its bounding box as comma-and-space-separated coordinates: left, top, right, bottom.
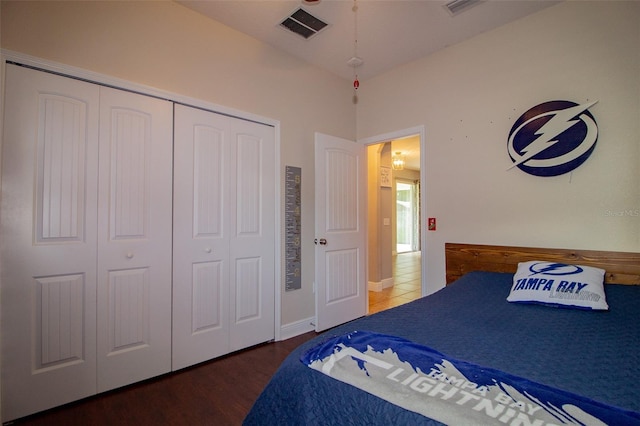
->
428, 217, 436, 231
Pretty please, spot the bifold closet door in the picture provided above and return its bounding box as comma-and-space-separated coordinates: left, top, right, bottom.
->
96, 87, 173, 392
172, 104, 275, 371
1, 64, 100, 421
0, 64, 173, 421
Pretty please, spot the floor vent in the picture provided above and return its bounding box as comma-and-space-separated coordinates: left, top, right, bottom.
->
444, 0, 482, 16
280, 8, 328, 39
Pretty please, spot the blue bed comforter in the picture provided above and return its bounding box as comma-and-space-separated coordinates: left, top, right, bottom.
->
244, 271, 640, 425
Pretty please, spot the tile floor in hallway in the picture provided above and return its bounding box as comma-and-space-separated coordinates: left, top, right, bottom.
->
369, 251, 422, 314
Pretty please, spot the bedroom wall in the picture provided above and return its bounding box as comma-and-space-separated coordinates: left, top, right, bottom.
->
356, 1, 640, 295
0, 1, 355, 329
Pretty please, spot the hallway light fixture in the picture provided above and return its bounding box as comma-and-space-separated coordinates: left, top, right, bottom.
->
392, 152, 405, 170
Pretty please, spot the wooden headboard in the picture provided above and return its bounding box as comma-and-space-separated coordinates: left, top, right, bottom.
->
445, 243, 640, 285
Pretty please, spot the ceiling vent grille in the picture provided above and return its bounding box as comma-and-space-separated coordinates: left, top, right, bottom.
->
444, 0, 482, 16
280, 8, 328, 39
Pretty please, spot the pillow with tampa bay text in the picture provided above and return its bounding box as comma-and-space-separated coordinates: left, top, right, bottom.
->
507, 261, 608, 310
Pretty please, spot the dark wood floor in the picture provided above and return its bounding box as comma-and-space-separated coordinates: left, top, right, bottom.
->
8, 332, 318, 426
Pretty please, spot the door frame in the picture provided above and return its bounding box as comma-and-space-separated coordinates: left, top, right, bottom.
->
0, 49, 284, 342
359, 125, 427, 297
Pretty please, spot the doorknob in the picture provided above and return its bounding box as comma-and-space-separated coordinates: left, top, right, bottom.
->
319, 238, 327, 245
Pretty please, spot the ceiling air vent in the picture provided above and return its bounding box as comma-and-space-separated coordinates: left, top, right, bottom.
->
280, 8, 328, 39
444, 0, 481, 16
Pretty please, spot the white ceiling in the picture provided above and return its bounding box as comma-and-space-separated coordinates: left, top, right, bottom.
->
392, 136, 421, 171
177, 0, 559, 81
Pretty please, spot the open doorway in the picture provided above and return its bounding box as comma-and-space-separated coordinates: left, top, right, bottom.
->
366, 135, 422, 314
396, 180, 420, 254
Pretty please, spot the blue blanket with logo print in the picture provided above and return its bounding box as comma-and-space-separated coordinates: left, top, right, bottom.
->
302, 331, 640, 425
244, 271, 640, 425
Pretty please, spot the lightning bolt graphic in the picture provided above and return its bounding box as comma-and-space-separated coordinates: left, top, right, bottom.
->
508, 101, 597, 170
528, 262, 583, 276
535, 263, 567, 274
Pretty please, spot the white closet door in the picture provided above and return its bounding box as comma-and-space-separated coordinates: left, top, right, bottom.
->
228, 116, 275, 352
0, 64, 100, 421
172, 104, 275, 370
173, 105, 231, 370
96, 88, 173, 391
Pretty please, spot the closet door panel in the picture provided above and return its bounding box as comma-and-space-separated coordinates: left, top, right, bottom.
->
97, 87, 173, 392
229, 122, 275, 352
172, 104, 230, 370
173, 105, 275, 368
1, 65, 99, 422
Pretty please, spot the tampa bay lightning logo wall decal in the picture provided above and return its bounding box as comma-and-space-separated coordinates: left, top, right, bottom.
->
507, 100, 598, 177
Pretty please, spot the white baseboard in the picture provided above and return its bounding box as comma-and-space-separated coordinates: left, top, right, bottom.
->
368, 277, 394, 292
279, 317, 315, 341
368, 280, 383, 292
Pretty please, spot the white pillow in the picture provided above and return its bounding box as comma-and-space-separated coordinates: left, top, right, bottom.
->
507, 260, 608, 310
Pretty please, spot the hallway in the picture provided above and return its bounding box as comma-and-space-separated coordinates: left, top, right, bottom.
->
368, 251, 422, 314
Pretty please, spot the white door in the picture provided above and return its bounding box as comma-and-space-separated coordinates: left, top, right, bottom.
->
172, 104, 275, 370
96, 87, 173, 391
227, 114, 275, 352
1, 64, 100, 421
314, 133, 367, 332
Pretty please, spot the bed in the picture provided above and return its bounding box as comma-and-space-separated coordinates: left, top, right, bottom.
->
244, 243, 640, 425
